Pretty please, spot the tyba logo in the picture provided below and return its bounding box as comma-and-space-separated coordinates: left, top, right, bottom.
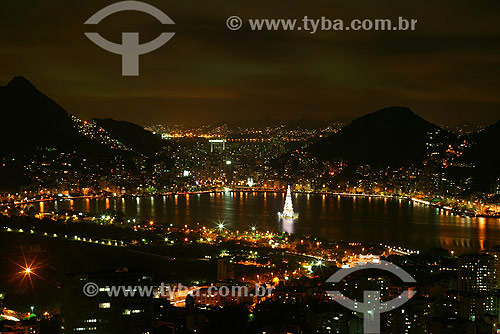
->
326, 260, 417, 334
84, 1, 175, 76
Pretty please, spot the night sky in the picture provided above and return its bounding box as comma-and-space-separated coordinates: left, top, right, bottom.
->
1, 0, 500, 125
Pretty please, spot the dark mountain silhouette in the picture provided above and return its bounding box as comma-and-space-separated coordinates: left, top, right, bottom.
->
308, 106, 453, 166
461, 120, 500, 188
0, 77, 169, 191
0, 76, 102, 155
94, 118, 166, 156
0, 77, 165, 157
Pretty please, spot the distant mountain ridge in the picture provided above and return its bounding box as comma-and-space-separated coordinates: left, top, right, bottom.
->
209, 115, 354, 131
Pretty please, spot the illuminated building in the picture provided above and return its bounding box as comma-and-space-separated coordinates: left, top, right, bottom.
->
217, 259, 234, 282
343, 254, 380, 268
62, 270, 154, 334
458, 254, 495, 293
209, 139, 226, 153
484, 248, 500, 289
385, 298, 430, 334
455, 255, 499, 323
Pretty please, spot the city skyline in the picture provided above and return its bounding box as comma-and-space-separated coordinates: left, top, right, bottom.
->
2, 1, 500, 333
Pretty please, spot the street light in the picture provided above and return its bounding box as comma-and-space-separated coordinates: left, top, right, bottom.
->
217, 221, 226, 232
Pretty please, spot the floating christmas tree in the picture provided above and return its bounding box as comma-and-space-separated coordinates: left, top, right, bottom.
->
278, 185, 299, 219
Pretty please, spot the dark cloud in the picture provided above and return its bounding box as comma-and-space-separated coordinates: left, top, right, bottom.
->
1, 0, 499, 125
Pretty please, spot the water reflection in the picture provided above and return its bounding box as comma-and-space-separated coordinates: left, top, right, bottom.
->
280, 218, 295, 234
27, 194, 500, 252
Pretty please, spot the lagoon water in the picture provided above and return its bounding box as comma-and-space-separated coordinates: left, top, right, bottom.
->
30, 192, 500, 252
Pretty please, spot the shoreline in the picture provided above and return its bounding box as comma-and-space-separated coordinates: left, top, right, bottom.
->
3, 190, 498, 219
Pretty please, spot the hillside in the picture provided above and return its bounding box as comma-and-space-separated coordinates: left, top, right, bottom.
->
461, 120, 500, 188
94, 118, 166, 156
0, 77, 170, 191
0, 76, 97, 155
